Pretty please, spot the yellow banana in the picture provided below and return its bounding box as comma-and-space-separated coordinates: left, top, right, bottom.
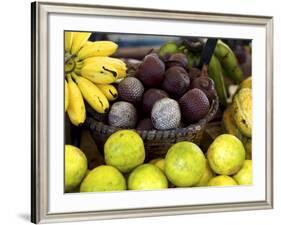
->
65, 80, 69, 111
71, 73, 109, 113
77, 41, 118, 60
64, 32, 73, 53
80, 61, 118, 84
214, 40, 243, 84
232, 88, 252, 137
84, 56, 127, 79
96, 84, 118, 101
71, 32, 92, 55
66, 73, 86, 126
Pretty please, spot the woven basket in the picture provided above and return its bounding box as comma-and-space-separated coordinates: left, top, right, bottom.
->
85, 95, 219, 161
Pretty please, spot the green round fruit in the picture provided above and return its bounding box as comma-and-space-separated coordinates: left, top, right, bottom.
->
165, 141, 206, 187
128, 164, 168, 190
149, 158, 165, 172
195, 161, 214, 187
104, 130, 145, 173
80, 165, 126, 192
208, 175, 238, 186
207, 134, 245, 175
233, 160, 252, 185
65, 145, 88, 192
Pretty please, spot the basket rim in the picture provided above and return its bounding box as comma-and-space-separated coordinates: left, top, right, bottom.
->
85, 94, 219, 139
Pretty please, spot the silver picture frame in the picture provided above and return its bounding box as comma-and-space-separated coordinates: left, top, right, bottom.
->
31, 1, 273, 223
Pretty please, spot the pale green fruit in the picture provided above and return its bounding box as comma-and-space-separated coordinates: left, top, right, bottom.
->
65, 145, 88, 192
208, 175, 238, 186
128, 164, 168, 190
80, 165, 126, 192
165, 142, 206, 187
104, 130, 145, 173
207, 134, 245, 175
233, 160, 252, 185
195, 161, 214, 187
149, 158, 165, 172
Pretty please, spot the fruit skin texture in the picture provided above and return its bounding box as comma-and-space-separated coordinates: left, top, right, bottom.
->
96, 84, 118, 101
233, 160, 252, 185
232, 88, 252, 138
151, 98, 181, 130
71, 32, 92, 55
77, 41, 118, 60
142, 89, 168, 114
165, 142, 206, 187
80, 165, 126, 192
80, 61, 118, 84
128, 164, 168, 190
214, 40, 243, 84
104, 130, 145, 173
72, 73, 109, 114
118, 77, 144, 103
179, 88, 210, 123
137, 53, 165, 87
207, 134, 245, 175
195, 161, 214, 187
191, 76, 216, 103
161, 66, 190, 99
108, 101, 137, 129
65, 145, 88, 192
66, 74, 86, 126
208, 175, 238, 186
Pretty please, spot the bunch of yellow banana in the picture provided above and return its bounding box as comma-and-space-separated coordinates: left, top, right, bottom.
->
64, 31, 127, 126
222, 77, 252, 159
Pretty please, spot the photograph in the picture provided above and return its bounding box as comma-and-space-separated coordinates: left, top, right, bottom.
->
31, 2, 273, 223
64, 31, 253, 193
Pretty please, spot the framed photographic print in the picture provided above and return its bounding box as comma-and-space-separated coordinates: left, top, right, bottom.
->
31, 1, 273, 224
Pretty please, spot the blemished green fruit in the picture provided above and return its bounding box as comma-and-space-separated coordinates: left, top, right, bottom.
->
207, 134, 245, 175
208, 175, 238, 186
65, 145, 88, 192
149, 158, 165, 172
195, 161, 214, 187
104, 130, 145, 173
233, 160, 252, 185
128, 164, 168, 190
80, 165, 126, 192
165, 142, 206, 187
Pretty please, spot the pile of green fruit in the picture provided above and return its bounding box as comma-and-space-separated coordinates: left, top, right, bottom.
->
65, 131, 252, 192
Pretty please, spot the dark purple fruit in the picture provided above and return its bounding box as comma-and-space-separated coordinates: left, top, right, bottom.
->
179, 88, 210, 123
151, 98, 181, 130
136, 118, 154, 130
191, 76, 216, 102
188, 67, 201, 81
108, 101, 137, 128
137, 53, 165, 87
166, 53, 188, 69
118, 77, 144, 103
161, 66, 190, 99
142, 88, 169, 114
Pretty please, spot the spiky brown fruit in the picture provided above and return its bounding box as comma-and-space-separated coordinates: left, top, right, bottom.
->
118, 77, 144, 103
142, 88, 169, 114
